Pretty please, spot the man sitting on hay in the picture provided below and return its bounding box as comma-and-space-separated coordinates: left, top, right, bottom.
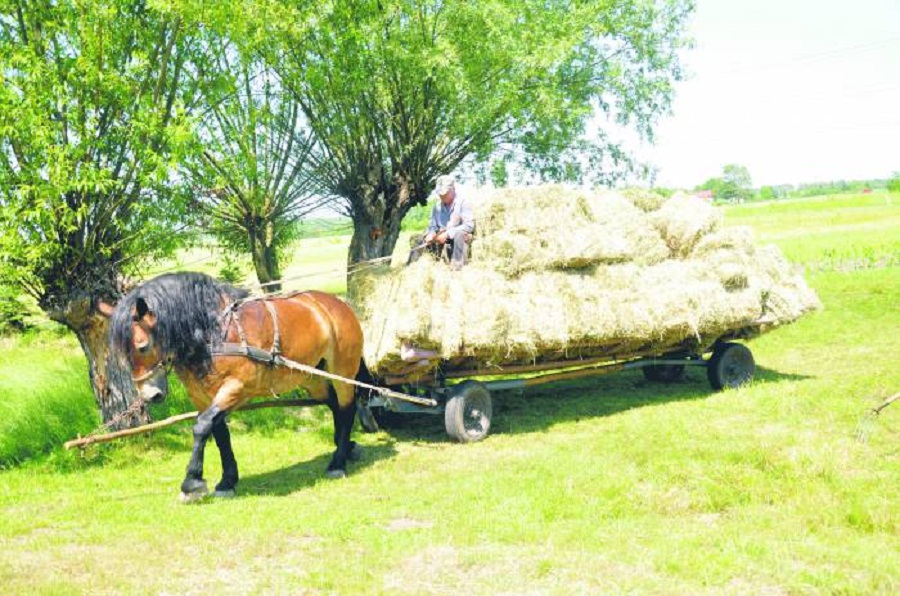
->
408, 174, 475, 270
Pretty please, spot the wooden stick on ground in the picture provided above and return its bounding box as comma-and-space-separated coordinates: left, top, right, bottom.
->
63, 399, 319, 450
872, 392, 899, 415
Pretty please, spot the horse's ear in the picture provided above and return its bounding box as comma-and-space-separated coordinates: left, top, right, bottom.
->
134, 297, 156, 327
96, 300, 115, 318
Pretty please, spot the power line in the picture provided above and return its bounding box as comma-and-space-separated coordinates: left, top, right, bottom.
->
711, 34, 900, 78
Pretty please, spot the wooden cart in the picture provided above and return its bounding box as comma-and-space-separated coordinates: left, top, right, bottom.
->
360, 317, 775, 442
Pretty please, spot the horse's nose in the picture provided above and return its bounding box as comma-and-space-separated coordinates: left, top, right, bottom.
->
141, 385, 166, 404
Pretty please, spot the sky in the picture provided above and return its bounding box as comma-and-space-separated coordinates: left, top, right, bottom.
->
634, 0, 900, 189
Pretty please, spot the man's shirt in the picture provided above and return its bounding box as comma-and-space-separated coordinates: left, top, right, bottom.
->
426, 194, 475, 241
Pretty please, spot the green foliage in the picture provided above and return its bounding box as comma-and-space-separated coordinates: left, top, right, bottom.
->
268, 0, 695, 260
0, 0, 216, 315
698, 164, 752, 202
722, 163, 751, 189
887, 172, 900, 192
184, 47, 326, 286
217, 253, 245, 284
0, 284, 30, 334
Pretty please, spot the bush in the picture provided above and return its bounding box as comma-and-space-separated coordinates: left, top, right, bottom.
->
0, 285, 30, 335
888, 173, 900, 193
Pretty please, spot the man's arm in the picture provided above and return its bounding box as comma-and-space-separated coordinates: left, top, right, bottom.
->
425, 202, 442, 241
446, 197, 474, 240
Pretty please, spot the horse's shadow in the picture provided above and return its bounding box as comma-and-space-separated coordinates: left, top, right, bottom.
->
237, 441, 398, 498
377, 365, 814, 442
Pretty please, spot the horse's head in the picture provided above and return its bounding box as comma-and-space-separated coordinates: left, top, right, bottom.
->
129, 296, 170, 403
105, 295, 170, 404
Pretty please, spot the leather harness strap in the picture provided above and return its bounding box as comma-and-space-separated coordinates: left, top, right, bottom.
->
210, 297, 437, 407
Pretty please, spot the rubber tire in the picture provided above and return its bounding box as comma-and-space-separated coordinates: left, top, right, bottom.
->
642, 364, 686, 383
444, 380, 492, 443
707, 342, 755, 390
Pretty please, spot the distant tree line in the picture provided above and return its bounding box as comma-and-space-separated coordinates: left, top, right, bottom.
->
696, 164, 898, 203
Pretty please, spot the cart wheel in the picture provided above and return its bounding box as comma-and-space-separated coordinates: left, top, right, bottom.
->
707, 342, 755, 390
357, 403, 379, 433
371, 407, 401, 429
642, 364, 685, 383
444, 380, 492, 443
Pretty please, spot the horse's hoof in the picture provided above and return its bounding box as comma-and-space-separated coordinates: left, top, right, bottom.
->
213, 489, 236, 499
326, 469, 347, 479
348, 443, 363, 462
179, 489, 209, 504
179, 479, 208, 503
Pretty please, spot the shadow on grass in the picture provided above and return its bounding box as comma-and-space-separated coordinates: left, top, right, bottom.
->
35, 365, 811, 478
375, 365, 814, 443
754, 365, 813, 384
238, 441, 399, 497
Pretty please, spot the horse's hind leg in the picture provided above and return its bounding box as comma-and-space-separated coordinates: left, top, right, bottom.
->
211, 418, 239, 497
325, 384, 357, 479
181, 404, 227, 500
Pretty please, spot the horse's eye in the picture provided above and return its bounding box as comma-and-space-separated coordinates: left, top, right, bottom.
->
138, 344, 150, 354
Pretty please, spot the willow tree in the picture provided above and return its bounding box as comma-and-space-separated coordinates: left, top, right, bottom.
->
272, 0, 694, 265
0, 0, 218, 425
185, 53, 325, 292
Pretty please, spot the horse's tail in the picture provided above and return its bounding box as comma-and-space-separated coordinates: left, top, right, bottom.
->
355, 358, 380, 433
355, 358, 376, 405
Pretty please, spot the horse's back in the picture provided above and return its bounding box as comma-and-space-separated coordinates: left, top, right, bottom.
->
275, 291, 363, 368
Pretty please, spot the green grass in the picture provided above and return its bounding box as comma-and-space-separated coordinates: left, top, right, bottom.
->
726, 193, 900, 268
0, 193, 898, 592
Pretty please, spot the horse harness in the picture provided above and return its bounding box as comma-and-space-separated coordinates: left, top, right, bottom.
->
209, 294, 437, 407
214, 295, 286, 366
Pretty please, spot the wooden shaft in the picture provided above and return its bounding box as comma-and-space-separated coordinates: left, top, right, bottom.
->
521, 363, 627, 387
64, 399, 321, 450
441, 349, 662, 380
64, 412, 198, 449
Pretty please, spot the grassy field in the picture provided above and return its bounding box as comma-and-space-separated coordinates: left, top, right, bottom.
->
0, 193, 898, 593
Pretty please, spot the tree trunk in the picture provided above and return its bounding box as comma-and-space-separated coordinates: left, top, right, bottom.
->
50, 297, 148, 430
344, 177, 422, 298
250, 220, 282, 293
347, 206, 404, 298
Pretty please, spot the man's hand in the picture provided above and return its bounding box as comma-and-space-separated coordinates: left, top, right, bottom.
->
424, 231, 436, 244
434, 231, 449, 245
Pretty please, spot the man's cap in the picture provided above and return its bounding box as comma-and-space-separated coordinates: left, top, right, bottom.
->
435, 175, 455, 196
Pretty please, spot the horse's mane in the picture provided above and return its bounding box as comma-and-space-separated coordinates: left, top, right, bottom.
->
109, 272, 249, 376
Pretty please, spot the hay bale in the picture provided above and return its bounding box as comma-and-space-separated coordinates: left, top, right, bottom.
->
473, 185, 669, 274
651, 192, 723, 257
354, 184, 819, 375
621, 187, 668, 212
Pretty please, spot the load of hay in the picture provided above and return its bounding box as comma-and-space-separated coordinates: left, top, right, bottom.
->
353, 185, 820, 376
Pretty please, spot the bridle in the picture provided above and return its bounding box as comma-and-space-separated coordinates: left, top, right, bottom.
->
131, 356, 171, 383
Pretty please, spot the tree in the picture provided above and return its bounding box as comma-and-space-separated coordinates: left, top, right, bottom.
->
185, 51, 326, 292
697, 164, 753, 202
758, 185, 775, 201
723, 163, 752, 200
888, 172, 900, 193
270, 0, 694, 266
0, 0, 215, 425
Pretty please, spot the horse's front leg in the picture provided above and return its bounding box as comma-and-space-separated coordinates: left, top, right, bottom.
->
181, 404, 226, 500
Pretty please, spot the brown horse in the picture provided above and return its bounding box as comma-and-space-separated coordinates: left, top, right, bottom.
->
104, 272, 369, 500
